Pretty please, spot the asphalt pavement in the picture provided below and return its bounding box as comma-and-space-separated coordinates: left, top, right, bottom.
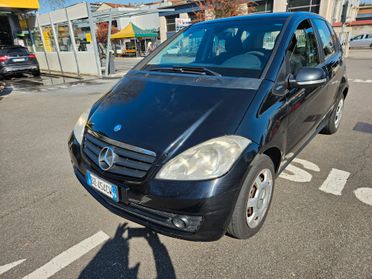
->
0, 50, 371, 279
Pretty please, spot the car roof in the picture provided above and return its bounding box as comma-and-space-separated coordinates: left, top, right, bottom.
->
193, 12, 324, 26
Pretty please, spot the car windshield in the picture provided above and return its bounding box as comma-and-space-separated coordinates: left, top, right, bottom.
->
143, 18, 285, 78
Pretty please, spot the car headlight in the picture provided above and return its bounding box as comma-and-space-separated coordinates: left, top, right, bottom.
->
73, 109, 90, 145
156, 135, 251, 181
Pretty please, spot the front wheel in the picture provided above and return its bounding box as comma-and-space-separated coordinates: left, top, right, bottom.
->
321, 96, 344, 135
227, 155, 275, 239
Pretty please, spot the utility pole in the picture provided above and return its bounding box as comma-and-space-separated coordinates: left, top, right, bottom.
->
340, 0, 350, 57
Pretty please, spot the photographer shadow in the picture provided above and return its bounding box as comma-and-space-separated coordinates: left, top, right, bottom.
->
79, 223, 176, 279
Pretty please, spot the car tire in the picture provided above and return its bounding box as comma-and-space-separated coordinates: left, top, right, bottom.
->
32, 70, 41, 77
321, 95, 345, 135
227, 154, 275, 239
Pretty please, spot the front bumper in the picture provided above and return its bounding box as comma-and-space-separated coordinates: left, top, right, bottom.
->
68, 133, 259, 241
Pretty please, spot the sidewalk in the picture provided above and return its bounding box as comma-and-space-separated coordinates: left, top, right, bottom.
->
110, 57, 143, 78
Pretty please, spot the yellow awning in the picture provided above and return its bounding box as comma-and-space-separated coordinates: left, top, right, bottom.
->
0, 0, 39, 9
111, 22, 157, 39
111, 23, 135, 39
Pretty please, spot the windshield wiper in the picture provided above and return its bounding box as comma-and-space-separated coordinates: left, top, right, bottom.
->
149, 66, 221, 76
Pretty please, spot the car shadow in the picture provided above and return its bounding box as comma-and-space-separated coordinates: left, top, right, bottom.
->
79, 223, 176, 279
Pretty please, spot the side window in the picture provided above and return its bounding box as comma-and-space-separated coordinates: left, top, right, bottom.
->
366, 34, 372, 39
288, 20, 320, 75
313, 19, 336, 59
326, 21, 340, 50
352, 34, 363, 40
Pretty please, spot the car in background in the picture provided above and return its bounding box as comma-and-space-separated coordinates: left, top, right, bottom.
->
349, 34, 372, 48
0, 45, 40, 79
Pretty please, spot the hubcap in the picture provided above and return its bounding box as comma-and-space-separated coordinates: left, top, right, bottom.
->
246, 169, 273, 229
334, 98, 344, 128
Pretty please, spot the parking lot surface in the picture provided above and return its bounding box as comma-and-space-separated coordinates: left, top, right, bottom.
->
0, 50, 371, 279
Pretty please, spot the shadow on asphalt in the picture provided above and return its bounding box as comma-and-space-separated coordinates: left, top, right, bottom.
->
79, 223, 176, 279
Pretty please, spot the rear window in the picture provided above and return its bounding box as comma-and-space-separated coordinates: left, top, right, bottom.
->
0, 47, 29, 56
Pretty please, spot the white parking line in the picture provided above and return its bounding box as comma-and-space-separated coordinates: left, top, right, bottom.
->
319, 168, 350, 196
354, 188, 372, 206
23, 231, 109, 279
348, 79, 372, 83
0, 259, 26, 275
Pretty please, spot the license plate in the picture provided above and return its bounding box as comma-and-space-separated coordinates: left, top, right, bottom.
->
86, 171, 119, 202
12, 58, 26, 62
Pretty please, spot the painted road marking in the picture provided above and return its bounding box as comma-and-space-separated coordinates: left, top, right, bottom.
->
292, 158, 320, 172
280, 158, 320, 183
319, 168, 351, 196
280, 164, 313, 182
0, 259, 26, 275
354, 188, 372, 206
348, 79, 372, 83
23, 231, 109, 279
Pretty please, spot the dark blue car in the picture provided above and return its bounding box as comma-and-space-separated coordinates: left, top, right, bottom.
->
69, 12, 348, 241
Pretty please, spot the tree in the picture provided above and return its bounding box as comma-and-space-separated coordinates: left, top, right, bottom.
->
195, 0, 255, 20
96, 22, 119, 46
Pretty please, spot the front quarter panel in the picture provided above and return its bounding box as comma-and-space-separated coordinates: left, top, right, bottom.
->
236, 80, 287, 160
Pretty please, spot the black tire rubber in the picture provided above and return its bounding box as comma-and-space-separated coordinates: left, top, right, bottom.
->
321, 95, 344, 135
32, 70, 41, 77
227, 154, 275, 239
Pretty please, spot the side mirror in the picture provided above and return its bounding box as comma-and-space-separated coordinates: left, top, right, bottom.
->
288, 67, 327, 89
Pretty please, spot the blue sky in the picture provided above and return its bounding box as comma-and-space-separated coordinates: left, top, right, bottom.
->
39, 0, 155, 14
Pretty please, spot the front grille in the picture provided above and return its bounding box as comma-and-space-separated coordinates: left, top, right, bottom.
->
83, 130, 156, 180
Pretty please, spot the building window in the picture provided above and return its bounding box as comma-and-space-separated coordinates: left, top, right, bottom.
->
54, 22, 72, 51
30, 28, 44, 52
249, 0, 274, 14
166, 15, 179, 32
188, 12, 198, 23
287, 0, 321, 14
71, 18, 92, 52
41, 26, 56, 52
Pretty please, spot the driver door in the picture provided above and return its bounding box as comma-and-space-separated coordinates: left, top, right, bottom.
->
285, 19, 325, 154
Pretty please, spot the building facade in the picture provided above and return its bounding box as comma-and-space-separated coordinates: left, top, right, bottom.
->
159, 0, 360, 42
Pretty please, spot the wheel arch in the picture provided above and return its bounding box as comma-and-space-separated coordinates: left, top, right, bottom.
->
262, 146, 282, 174
340, 77, 349, 99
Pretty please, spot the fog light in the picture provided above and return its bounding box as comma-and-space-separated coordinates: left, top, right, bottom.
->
172, 216, 189, 229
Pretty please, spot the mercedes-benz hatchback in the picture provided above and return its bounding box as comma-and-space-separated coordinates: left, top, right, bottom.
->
69, 12, 348, 241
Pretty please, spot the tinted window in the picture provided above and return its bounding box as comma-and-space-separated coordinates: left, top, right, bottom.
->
352, 35, 363, 40
313, 19, 336, 59
326, 21, 340, 51
144, 19, 285, 78
0, 47, 29, 56
288, 20, 320, 75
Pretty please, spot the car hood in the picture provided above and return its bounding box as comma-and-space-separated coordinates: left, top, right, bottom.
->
88, 70, 261, 158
